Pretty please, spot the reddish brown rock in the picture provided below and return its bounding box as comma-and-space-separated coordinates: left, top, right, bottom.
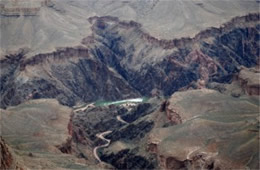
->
164, 101, 182, 125
236, 66, 260, 95
57, 138, 73, 154
0, 137, 13, 169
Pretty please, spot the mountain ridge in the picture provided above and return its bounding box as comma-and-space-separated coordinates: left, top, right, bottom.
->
0, 13, 259, 108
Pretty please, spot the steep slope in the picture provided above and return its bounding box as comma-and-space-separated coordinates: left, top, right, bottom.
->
69, 97, 161, 168
87, 14, 259, 96
0, 13, 259, 108
1, 1, 259, 169
236, 66, 260, 95
0, 137, 22, 169
0, 46, 140, 108
208, 65, 260, 97
96, 89, 259, 169
0, 99, 94, 169
150, 89, 259, 169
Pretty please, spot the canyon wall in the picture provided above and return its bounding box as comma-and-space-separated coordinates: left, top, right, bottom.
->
0, 13, 259, 108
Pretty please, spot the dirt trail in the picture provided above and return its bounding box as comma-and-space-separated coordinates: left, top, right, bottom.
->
93, 131, 112, 163
116, 115, 129, 124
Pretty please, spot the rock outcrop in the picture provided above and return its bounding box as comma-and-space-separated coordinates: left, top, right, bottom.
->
0, 99, 92, 169
0, 46, 139, 108
0, 136, 23, 169
236, 66, 260, 95
100, 149, 156, 170
207, 65, 260, 97
149, 89, 259, 170
87, 88, 259, 169
0, 137, 14, 169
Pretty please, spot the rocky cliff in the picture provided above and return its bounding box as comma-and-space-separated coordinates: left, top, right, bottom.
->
236, 66, 260, 95
0, 137, 15, 169
0, 99, 96, 169
1, 13, 259, 109
149, 89, 259, 170
90, 89, 259, 169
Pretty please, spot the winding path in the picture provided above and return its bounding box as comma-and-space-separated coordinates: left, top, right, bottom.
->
93, 116, 129, 162
116, 115, 129, 124
93, 131, 112, 163
74, 103, 94, 113
73, 99, 141, 162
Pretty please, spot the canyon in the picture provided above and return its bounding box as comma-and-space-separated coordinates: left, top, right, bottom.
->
0, 0, 259, 169
1, 13, 259, 109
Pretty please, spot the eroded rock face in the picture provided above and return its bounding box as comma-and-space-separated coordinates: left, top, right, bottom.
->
0, 99, 92, 169
236, 66, 260, 95
66, 88, 259, 169
0, 47, 139, 108
0, 13, 259, 108
100, 149, 156, 170
149, 89, 259, 170
0, 136, 23, 169
0, 137, 14, 169
207, 65, 260, 97
71, 102, 157, 146
164, 101, 182, 125
159, 156, 188, 170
